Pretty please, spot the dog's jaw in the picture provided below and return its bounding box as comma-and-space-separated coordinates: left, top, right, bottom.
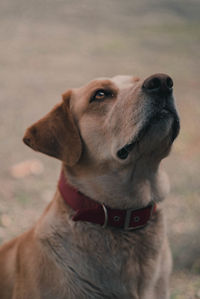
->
116, 106, 180, 160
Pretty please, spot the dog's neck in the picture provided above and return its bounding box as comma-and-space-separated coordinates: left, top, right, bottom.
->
64, 159, 169, 210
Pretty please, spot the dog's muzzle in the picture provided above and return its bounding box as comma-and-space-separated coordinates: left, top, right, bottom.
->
117, 74, 180, 160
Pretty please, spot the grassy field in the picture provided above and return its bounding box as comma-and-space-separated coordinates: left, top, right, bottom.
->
0, 1, 200, 298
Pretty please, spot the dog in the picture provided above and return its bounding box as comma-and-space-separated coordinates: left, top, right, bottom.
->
0, 74, 180, 299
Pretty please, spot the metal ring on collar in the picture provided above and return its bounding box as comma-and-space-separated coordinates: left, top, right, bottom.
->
102, 204, 108, 228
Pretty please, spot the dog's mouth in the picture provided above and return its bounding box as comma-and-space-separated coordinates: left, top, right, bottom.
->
117, 108, 180, 160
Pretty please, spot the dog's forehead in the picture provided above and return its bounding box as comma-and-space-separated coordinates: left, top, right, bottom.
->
110, 75, 136, 89
73, 75, 139, 99
94, 75, 135, 89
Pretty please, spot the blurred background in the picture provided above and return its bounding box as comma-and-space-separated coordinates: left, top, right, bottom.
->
0, 0, 200, 298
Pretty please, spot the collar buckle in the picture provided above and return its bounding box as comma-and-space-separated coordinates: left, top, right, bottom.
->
124, 202, 155, 230
124, 208, 135, 230
102, 202, 156, 230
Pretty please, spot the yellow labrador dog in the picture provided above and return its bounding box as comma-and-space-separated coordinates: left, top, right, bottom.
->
0, 74, 179, 299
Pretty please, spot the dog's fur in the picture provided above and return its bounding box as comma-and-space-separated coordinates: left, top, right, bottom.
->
0, 74, 179, 299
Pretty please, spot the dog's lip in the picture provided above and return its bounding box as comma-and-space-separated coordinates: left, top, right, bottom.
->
117, 142, 135, 160
117, 107, 179, 160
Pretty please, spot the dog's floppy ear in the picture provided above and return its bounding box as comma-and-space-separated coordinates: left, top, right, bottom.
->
23, 90, 82, 166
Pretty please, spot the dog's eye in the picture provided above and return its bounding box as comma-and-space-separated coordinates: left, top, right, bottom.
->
90, 89, 110, 103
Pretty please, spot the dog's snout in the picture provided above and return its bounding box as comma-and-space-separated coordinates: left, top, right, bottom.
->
142, 74, 173, 95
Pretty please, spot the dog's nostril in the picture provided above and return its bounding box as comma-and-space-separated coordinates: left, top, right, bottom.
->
166, 77, 173, 89
145, 77, 161, 91
23, 137, 31, 146
143, 74, 173, 94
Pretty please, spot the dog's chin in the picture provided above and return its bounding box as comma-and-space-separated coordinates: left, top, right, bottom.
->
117, 108, 180, 160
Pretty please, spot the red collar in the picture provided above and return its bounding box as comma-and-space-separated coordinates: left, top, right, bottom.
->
58, 170, 156, 230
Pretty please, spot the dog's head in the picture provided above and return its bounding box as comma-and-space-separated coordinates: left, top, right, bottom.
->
23, 74, 180, 171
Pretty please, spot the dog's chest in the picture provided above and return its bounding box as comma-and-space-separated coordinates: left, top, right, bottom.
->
44, 221, 162, 299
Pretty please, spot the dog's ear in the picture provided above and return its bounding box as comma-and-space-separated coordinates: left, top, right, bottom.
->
23, 90, 82, 166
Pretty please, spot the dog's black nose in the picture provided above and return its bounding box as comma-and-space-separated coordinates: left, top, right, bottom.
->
142, 74, 173, 95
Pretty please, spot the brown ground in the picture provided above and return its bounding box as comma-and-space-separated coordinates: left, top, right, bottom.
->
0, 1, 200, 298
